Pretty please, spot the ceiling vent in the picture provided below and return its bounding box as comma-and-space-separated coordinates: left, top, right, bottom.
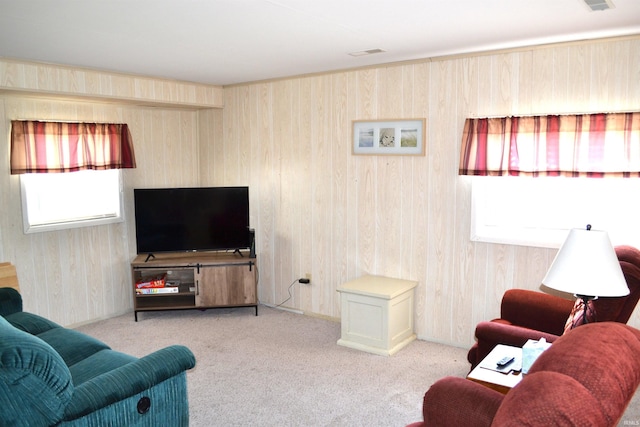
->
348, 48, 386, 57
583, 0, 615, 11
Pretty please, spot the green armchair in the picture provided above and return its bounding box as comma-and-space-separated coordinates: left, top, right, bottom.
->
0, 287, 196, 426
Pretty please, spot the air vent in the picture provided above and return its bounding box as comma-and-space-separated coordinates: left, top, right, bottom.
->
583, 0, 615, 11
348, 48, 386, 57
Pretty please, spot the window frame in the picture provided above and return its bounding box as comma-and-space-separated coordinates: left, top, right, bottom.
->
20, 169, 125, 234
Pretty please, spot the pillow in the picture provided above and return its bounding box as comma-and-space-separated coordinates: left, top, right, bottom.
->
563, 298, 596, 334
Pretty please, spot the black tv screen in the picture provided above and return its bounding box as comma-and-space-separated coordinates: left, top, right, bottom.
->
134, 187, 250, 254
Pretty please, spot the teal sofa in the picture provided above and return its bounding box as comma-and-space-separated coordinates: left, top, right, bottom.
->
0, 288, 196, 426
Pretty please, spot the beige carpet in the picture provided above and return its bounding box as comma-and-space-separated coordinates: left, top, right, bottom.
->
76, 305, 640, 426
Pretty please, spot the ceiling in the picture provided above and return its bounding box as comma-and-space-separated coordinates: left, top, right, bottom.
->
1, 0, 639, 86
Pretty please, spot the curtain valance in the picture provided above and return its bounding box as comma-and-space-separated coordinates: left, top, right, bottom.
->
10, 120, 136, 174
459, 112, 640, 177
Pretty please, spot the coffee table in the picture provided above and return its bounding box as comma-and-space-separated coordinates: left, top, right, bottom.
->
466, 344, 523, 394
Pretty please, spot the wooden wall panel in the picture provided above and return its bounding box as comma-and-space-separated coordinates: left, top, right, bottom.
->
353, 69, 377, 279
0, 58, 223, 108
451, 57, 475, 344
310, 76, 331, 314
331, 73, 350, 315
256, 83, 276, 306
215, 37, 640, 347
1, 37, 638, 347
296, 78, 314, 313
273, 79, 293, 308
408, 63, 431, 338
0, 95, 204, 326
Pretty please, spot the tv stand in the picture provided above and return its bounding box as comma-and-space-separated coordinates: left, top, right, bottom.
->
131, 251, 258, 321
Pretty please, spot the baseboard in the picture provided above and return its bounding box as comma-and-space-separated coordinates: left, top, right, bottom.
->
65, 308, 133, 329
261, 303, 303, 315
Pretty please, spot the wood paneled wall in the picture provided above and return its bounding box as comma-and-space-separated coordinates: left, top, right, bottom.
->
0, 59, 221, 326
201, 36, 640, 346
0, 58, 224, 108
1, 37, 639, 348
0, 95, 205, 325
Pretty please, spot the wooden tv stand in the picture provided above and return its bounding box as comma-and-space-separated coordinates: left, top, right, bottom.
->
131, 251, 257, 321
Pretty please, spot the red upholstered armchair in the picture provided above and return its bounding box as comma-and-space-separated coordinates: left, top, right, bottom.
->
467, 245, 640, 368
408, 322, 640, 427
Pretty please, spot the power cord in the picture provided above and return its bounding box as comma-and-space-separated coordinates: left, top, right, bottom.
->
275, 278, 299, 308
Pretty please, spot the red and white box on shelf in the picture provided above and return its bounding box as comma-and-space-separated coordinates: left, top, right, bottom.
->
135, 274, 167, 289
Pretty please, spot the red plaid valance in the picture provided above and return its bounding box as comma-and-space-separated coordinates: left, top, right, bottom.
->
10, 121, 136, 174
459, 112, 640, 177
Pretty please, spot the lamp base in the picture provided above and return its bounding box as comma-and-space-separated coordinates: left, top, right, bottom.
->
564, 295, 597, 332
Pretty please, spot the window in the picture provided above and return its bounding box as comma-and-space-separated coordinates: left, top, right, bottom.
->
470, 176, 640, 249
460, 113, 640, 249
10, 120, 135, 234
20, 169, 124, 233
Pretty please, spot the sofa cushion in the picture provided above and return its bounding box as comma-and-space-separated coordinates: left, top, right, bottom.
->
423, 376, 503, 427
529, 322, 640, 425
37, 328, 110, 366
0, 315, 73, 426
4, 311, 61, 335
69, 349, 137, 385
492, 371, 608, 426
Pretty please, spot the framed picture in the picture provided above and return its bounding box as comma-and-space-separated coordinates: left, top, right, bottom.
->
352, 119, 425, 156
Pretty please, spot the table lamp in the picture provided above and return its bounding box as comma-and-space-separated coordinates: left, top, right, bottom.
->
542, 225, 629, 329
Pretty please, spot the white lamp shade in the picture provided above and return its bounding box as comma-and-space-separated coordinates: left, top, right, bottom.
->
542, 228, 629, 298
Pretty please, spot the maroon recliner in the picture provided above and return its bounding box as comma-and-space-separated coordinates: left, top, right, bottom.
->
408, 322, 640, 427
467, 245, 640, 369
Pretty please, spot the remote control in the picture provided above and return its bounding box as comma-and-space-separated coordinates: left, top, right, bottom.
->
496, 356, 515, 367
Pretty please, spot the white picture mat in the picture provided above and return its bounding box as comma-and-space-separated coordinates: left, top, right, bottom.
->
352, 119, 425, 155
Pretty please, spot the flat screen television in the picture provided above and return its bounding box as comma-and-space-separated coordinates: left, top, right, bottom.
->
134, 186, 251, 255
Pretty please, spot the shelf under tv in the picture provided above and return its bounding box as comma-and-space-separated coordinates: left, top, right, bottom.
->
131, 251, 258, 321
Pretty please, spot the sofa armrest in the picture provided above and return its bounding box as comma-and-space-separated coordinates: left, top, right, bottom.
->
500, 289, 573, 335
471, 321, 559, 368
64, 345, 196, 420
422, 376, 504, 427
0, 287, 23, 316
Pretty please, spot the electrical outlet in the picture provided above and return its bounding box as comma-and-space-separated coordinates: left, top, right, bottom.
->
298, 273, 312, 284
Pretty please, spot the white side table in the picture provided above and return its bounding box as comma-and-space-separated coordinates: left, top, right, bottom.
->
466, 344, 523, 394
337, 275, 417, 356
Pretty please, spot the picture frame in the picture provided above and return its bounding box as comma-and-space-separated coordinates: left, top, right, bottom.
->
352, 119, 425, 156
